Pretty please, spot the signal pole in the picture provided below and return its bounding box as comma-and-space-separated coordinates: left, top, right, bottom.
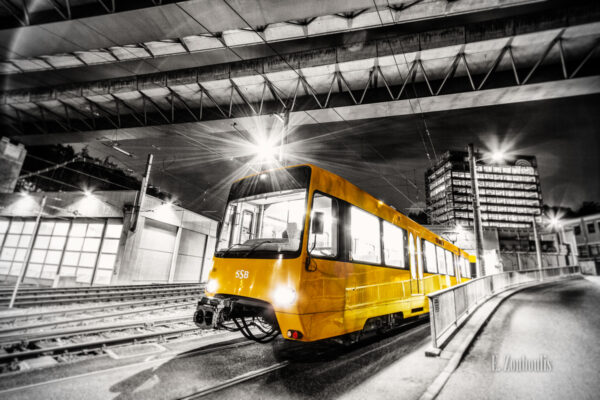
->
10, 195, 47, 308
278, 107, 289, 165
532, 214, 543, 271
130, 153, 153, 232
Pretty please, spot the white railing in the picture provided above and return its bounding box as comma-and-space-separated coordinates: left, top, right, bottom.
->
427, 266, 581, 350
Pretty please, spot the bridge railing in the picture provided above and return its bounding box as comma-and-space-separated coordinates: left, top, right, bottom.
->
427, 266, 581, 350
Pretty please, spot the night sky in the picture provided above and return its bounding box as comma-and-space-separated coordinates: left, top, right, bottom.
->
79, 93, 600, 217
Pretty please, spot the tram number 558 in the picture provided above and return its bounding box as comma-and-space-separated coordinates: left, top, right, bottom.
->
236, 270, 249, 279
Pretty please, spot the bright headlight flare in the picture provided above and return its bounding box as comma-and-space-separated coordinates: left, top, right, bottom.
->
273, 286, 297, 307
206, 279, 218, 294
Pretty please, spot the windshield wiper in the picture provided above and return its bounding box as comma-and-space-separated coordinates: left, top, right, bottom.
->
218, 242, 243, 255
243, 240, 276, 257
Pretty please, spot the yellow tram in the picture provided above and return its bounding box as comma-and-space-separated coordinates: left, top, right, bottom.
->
194, 164, 474, 343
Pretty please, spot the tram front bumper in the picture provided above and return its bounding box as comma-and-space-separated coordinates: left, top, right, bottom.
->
193, 296, 233, 329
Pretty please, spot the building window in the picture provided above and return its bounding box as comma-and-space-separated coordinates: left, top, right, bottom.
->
308, 194, 338, 258
94, 221, 123, 285
574, 226, 581, 235
27, 220, 70, 280
0, 220, 35, 277
350, 206, 381, 264
588, 223, 596, 234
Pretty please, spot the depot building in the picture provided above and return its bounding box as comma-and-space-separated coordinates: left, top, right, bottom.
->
0, 190, 218, 287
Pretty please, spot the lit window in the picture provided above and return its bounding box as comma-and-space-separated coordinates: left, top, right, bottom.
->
445, 250, 455, 276
423, 240, 437, 273
308, 194, 338, 258
382, 221, 405, 268
436, 246, 447, 274
350, 206, 381, 264
105, 223, 123, 238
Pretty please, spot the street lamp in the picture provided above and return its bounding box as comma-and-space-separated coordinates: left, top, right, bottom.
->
546, 213, 570, 266
467, 144, 512, 277
467, 143, 486, 278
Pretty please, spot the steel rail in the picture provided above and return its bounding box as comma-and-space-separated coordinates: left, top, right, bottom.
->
0, 282, 202, 295
0, 294, 199, 324
0, 326, 201, 364
0, 301, 196, 336
178, 361, 291, 399
0, 315, 194, 346
0, 286, 202, 300
0, 336, 254, 395
0, 289, 202, 307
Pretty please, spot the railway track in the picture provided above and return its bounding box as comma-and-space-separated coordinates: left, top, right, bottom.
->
178, 361, 290, 399
0, 295, 199, 324
0, 283, 210, 370
0, 283, 202, 297
176, 317, 431, 399
0, 323, 202, 366
0, 285, 204, 308
0, 301, 196, 336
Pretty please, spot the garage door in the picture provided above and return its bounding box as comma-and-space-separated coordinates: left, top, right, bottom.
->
173, 229, 207, 282
136, 218, 177, 282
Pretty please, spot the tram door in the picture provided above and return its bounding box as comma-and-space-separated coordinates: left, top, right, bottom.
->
409, 233, 423, 294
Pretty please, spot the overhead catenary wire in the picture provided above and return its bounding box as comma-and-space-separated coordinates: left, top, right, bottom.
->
19, 153, 140, 192
371, 0, 438, 165
214, 0, 436, 219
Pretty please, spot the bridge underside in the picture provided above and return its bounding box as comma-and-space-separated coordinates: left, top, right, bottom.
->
2, 20, 599, 141
1, 0, 599, 215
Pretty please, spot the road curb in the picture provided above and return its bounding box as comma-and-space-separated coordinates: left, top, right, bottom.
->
419, 275, 581, 400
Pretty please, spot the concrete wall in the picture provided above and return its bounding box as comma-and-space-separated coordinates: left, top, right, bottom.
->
0, 190, 218, 286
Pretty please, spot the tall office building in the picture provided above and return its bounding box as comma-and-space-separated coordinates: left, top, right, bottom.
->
425, 150, 543, 229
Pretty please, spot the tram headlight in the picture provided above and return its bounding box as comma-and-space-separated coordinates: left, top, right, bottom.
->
273, 286, 297, 307
206, 279, 218, 294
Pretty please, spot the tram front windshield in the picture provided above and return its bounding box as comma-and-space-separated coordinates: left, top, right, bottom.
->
215, 166, 311, 258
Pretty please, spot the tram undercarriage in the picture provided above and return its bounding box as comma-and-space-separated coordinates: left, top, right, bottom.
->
194, 295, 280, 343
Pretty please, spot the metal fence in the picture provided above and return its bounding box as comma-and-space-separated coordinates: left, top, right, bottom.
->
428, 266, 581, 350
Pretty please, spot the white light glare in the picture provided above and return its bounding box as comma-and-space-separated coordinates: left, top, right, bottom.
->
253, 142, 277, 161
84, 190, 93, 198
206, 279, 218, 294
549, 216, 561, 228
490, 150, 506, 164
273, 285, 297, 307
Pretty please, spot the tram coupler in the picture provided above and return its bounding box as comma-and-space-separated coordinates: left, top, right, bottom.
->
193, 296, 233, 329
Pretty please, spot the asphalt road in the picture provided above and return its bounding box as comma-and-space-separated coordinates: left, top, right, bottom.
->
438, 276, 600, 400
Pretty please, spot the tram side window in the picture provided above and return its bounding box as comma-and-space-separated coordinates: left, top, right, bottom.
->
423, 240, 438, 273
383, 221, 405, 268
461, 258, 470, 278
350, 206, 381, 264
436, 245, 447, 275
308, 194, 338, 257
445, 250, 455, 276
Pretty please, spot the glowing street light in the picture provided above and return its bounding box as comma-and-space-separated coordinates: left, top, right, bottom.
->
252, 141, 278, 162
548, 215, 562, 229
84, 190, 93, 198
490, 150, 506, 164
